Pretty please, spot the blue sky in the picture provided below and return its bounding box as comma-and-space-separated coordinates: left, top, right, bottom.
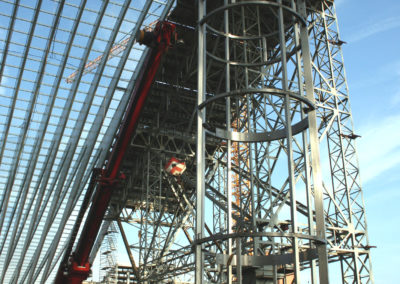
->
336, 0, 400, 282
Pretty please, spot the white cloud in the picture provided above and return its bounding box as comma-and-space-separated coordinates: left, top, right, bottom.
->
349, 16, 400, 43
357, 113, 400, 184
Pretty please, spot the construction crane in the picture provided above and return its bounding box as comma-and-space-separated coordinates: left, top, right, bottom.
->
65, 21, 159, 83
55, 21, 176, 284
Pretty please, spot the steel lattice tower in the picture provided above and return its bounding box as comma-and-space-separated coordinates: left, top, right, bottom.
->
94, 1, 373, 283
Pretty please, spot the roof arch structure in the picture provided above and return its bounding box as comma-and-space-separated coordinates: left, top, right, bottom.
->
0, 0, 174, 283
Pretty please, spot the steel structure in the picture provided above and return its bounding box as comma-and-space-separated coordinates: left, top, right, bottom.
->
0, 0, 174, 283
100, 0, 374, 283
0, 0, 374, 283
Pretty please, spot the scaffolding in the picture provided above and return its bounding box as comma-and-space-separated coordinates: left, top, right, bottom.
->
100, 222, 118, 283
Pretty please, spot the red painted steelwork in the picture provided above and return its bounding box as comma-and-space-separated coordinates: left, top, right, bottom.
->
55, 21, 176, 284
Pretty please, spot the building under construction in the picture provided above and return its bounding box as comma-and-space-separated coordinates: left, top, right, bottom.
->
0, 0, 374, 283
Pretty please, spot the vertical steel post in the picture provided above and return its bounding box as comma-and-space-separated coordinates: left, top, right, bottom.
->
236, 237, 242, 284
277, 0, 300, 282
224, 0, 233, 283
291, 0, 318, 282
196, 0, 206, 282
298, 0, 330, 283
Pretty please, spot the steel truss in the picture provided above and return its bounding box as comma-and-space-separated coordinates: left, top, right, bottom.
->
308, 1, 374, 283
99, 222, 118, 283
95, 1, 373, 283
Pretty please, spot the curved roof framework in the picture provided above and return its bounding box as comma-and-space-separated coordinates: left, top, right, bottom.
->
0, 0, 174, 282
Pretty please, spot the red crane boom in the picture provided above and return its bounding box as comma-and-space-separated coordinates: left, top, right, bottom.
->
55, 21, 176, 284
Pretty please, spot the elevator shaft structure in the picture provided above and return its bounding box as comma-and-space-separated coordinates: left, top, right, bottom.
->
97, 0, 373, 283
194, 1, 373, 283
196, 0, 328, 282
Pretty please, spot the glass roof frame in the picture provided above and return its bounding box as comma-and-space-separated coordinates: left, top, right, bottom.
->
0, 0, 174, 283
